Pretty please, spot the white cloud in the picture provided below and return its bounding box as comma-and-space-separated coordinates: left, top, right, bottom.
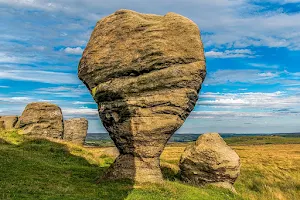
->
198, 91, 300, 110
34, 86, 88, 97
2, 0, 300, 50
258, 72, 279, 78
205, 69, 300, 86
189, 111, 276, 119
62, 107, 98, 115
205, 49, 255, 58
72, 101, 95, 105
0, 96, 33, 104
64, 47, 84, 55
248, 63, 280, 69
0, 52, 35, 63
0, 69, 80, 84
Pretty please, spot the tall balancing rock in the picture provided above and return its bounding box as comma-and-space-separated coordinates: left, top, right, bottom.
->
18, 102, 64, 139
63, 118, 88, 145
78, 9, 206, 183
0, 116, 19, 130
179, 133, 241, 192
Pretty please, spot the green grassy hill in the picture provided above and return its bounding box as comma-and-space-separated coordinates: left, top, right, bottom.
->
1, 130, 300, 200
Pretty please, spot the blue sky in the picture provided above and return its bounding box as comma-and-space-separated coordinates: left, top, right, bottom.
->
0, 0, 299, 134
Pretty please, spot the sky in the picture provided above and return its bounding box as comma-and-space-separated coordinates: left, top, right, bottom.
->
0, 0, 300, 134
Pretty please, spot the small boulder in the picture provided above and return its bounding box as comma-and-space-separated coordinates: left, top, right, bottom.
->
179, 133, 240, 192
63, 118, 88, 145
18, 102, 64, 139
0, 116, 19, 130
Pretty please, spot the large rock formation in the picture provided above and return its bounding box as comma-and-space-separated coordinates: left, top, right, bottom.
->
63, 118, 88, 145
78, 9, 206, 183
18, 102, 64, 139
0, 116, 19, 130
179, 133, 240, 192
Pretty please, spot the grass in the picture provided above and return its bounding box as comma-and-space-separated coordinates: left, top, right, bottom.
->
1, 130, 300, 200
224, 135, 300, 145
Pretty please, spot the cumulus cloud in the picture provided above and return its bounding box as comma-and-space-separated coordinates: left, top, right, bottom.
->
63, 47, 84, 55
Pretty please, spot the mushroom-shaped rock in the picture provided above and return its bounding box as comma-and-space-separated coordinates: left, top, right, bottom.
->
179, 133, 240, 192
0, 116, 19, 130
63, 118, 88, 145
78, 9, 206, 183
18, 102, 63, 139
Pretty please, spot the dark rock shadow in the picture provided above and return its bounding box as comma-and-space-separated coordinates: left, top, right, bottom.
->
94, 90, 135, 199
160, 165, 181, 181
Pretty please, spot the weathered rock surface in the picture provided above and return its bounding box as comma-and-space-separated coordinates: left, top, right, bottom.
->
18, 102, 64, 139
78, 9, 206, 183
0, 116, 19, 130
179, 133, 240, 192
63, 118, 88, 145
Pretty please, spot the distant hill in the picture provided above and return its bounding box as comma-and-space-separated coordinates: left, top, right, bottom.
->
85, 132, 300, 146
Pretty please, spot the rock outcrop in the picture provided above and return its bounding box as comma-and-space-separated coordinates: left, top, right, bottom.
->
78, 9, 206, 183
0, 116, 19, 130
63, 118, 88, 145
18, 102, 64, 139
179, 133, 240, 192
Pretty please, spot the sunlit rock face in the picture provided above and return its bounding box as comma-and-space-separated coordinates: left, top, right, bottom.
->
63, 118, 88, 145
0, 116, 18, 130
180, 133, 241, 192
18, 102, 64, 139
78, 9, 206, 183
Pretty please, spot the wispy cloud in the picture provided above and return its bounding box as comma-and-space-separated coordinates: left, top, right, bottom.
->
205, 69, 299, 86
34, 86, 88, 97
205, 49, 255, 58
0, 70, 80, 84
0, 52, 35, 64
62, 107, 99, 120
0, 86, 10, 88
248, 63, 280, 69
198, 91, 300, 110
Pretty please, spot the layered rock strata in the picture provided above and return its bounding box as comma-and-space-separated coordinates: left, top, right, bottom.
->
78, 9, 206, 183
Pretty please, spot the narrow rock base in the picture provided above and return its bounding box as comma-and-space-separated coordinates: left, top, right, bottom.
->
102, 154, 163, 183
